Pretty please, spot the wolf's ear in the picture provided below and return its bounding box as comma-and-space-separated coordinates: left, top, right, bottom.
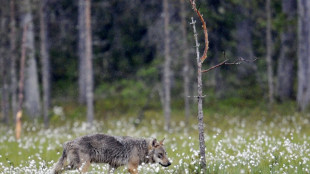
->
159, 138, 165, 145
150, 138, 159, 148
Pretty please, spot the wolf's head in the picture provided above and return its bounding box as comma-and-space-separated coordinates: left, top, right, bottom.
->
149, 138, 171, 167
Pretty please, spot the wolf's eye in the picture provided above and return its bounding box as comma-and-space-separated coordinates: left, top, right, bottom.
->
158, 153, 163, 158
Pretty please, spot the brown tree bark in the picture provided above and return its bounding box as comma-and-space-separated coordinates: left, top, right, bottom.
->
276, 0, 296, 101
163, 0, 171, 130
85, 0, 94, 124
22, 0, 41, 118
266, 0, 274, 105
181, 0, 191, 123
297, 0, 310, 111
78, 0, 87, 104
40, 0, 51, 128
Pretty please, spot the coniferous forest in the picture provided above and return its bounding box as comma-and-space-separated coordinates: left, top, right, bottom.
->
0, 0, 310, 173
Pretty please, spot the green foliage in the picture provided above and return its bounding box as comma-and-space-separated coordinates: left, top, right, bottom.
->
95, 80, 153, 114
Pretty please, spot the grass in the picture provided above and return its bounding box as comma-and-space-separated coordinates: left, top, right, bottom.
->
0, 99, 310, 173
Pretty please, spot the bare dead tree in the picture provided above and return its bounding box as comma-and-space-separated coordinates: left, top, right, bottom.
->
189, 0, 209, 170
189, 0, 257, 171
40, 0, 51, 128
16, 23, 28, 140
85, 0, 94, 125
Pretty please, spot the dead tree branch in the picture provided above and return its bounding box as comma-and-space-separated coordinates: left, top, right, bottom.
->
189, 0, 208, 63
201, 59, 229, 73
202, 57, 258, 73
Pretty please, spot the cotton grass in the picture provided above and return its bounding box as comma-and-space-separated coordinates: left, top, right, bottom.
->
0, 112, 309, 173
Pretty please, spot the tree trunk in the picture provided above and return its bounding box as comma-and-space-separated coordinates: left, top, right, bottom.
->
236, 3, 257, 82
180, 0, 191, 123
16, 23, 28, 139
22, 0, 41, 118
40, 0, 51, 128
1, 4, 10, 124
10, 0, 18, 122
85, 0, 94, 125
191, 17, 206, 171
236, 22, 256, 70
1, 49, 10, 125
276, 0, 296, 101
266, 0, 274, 105
297, 0, 310, 111
78, 0, 87, 104
1, 57, 10, 124
163, 0, 171, 130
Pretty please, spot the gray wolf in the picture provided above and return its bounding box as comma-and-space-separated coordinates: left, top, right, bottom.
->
52, 134, 171, 174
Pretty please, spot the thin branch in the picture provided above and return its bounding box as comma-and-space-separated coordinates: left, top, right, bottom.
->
202, 57, 259, 73
187, 95, 207, 98
201, 59, 229, 73
225, 57, 258, 64
189, 0, 209, 63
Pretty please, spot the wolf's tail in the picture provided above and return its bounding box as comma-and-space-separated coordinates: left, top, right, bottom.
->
52, 148, 67, 174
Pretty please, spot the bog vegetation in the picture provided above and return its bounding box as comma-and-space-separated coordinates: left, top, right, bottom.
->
0, 100, 309, 174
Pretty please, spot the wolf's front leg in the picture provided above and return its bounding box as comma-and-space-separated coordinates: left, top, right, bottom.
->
127, 164, 138, 174
78, 160, 90, 173
77, 153, 91, 173
108, 165, 117, 174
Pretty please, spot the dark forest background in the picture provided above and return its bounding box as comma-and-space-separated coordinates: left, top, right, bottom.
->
0, 0, 309, 127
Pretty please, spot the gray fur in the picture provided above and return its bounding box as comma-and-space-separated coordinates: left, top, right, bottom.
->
52, 134, 171, 174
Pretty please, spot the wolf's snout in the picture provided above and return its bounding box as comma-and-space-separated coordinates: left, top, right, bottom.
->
160, 161, 171, 167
